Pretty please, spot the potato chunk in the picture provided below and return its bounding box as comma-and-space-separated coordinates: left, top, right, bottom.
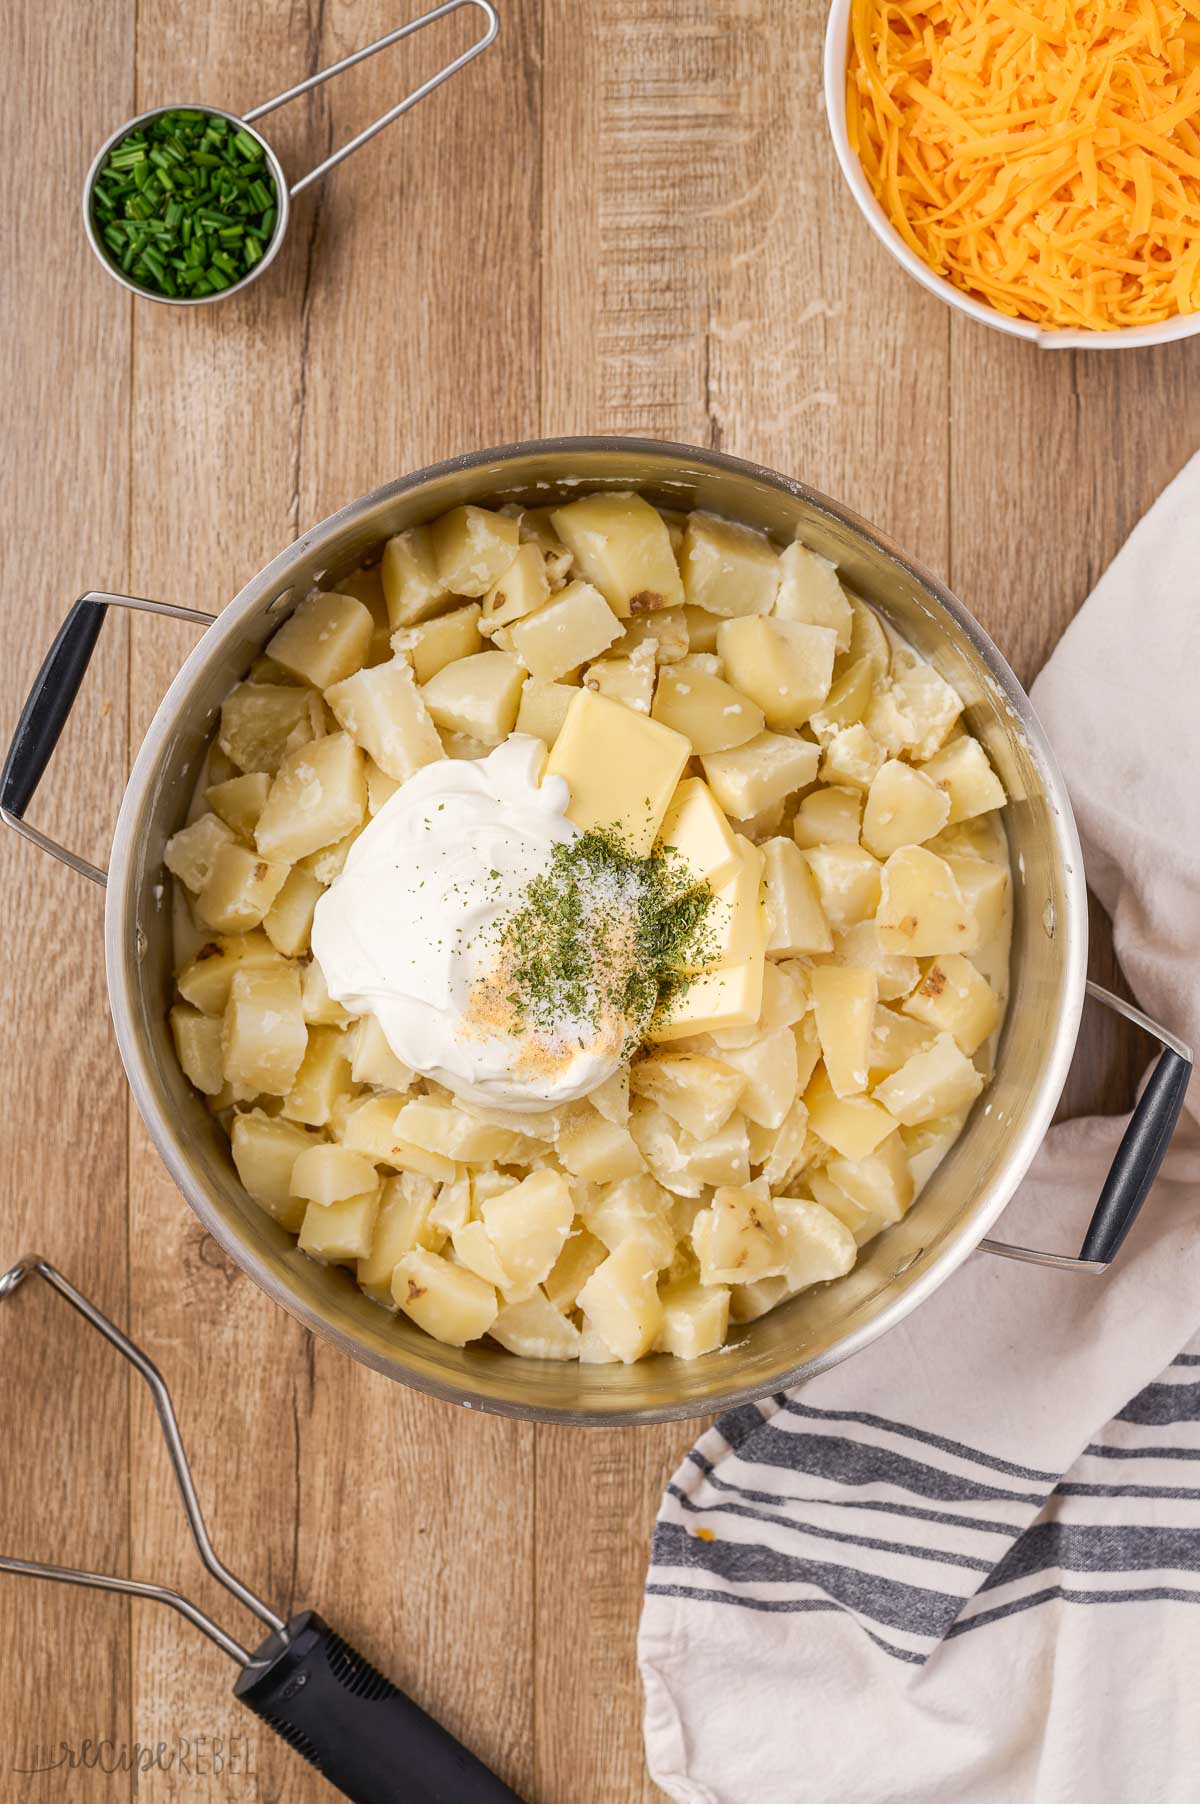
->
692, 1183, 781, 1285
585, 648, 656, 716
820, 724, 886, 790
394, 602, 483, 682
349, 1015, 413, 1091
944, 854, 1009, 944
542, 1227, 608, 1313
902, 954, 1001, 1055
515, 676, 576, 747
546, 688, 690, 855
761, 837, 833, 956
357, 1174, 442, 1298
170, 1005, 224, 1095
480, 1169, 575, 1293
205, 773, 272, 840
825, 1132, 914, 1232
489, 1290, 583, 1359
809, 657, 876, 742
710, 1026, 798, 1129
480, 543, 551, 634
431, 506, 520, 598
657, 1282, 730, 1359
222, 964, 307, 1096
805, 1066, 898, 1161
811, 965, 877, 1097
866, 652, 961, 761
803, 843, 882, 932
862, 760, 950, 860
550, 491, 684, 617
825, 921, 919, 1003
792, 785, 862, 849
176, 931, 283, 1015
421, 650, 524, 746
164, 813, 236, 894
339, 1095, 457, 1181
583, 1174, 676, 1268
557, 1111, 646, 1183
392, 1248, 498, 1344
230, 1110, 319, 1229
218, 684, 319, 775
873, 1032, 985, 1126
651, 665, 763, 753
577, 1238, 665, 1362
254, 733, 366, 864
281, 1025, 354, 1127
700, 731, 819, 820
262, 867, 323, 959
875, 846, 979, 956
393, 1098, 524, 1163
194, 843, 290, 933
773, 1198, 857, 1291
773, 543, 853, 649
680, 513, 780, 618
509, 580, 621, 680
291, 1144, 378, 1205
630, 1050, 745, 1140
381, 524, 455, 627
266, 590, 374, 691
717, 617, 837, 729
325, 657, 443, 784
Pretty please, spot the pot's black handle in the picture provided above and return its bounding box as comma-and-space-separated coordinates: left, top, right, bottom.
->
0, 591, 214, 885
235, 1611, 524, 1804
981, 981, 1192, 1273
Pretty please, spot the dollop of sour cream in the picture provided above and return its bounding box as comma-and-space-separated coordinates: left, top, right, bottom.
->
311, 735, 626, 1113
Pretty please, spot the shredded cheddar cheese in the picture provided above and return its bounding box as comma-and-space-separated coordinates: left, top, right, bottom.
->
846, 0, 1200, 331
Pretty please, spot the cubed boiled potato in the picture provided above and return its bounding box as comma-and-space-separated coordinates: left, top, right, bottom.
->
711, 1026, 798, 1130
357, 1174, 442, 1297
222, 964, 307, 1096
820, 724, 886, 790
543, 1227, 608, 1313
576, 1238, 665, 1362
588, 1067, 631, 1127
426, 1172, 473, 1238
194, 843, 290, 933
324, 658, 443, 784
944, 853, 1009, 944
170, 1004, 224, 1095
205, 773, 273, 840
729, 1275, 790, 1322
262, 867, 323, 959
176, 931, 283, 1015
700, 731, 819, 820
254, 733, 366, 865
630, 1050, 745, 1140
338, 1095, 456, 1182
756, 1097, 812, 1189
230, 1110, 319, 1229
825, 1131, 914, 1230
266, 590, 374, 691
865, 651, 961, 760
875, 846, 979, 956
515, 676, 576, 746
393, 602, 483, 682
648, 948, 765, 1042
868, 1004, 934, 1081
862, 760, 951, 860
692, 1182, 781, 1285
824, 921, 920, 1003
557, 1110, 646, 1183
773, 542, 853, 649
583, 1174, 676, 1268
581, 650, 652, 716
657, 1282, 730, 1358
651, 665, 763, 754
381, 525, 455, 627
164, 813, 236, 894
919, 736, 1006, 824
546, 687, 690, 855
682, 604, 722, 652
392, 1247, 498, 1344
480, 1168, 574, 1293
291, 1144, 378, 1205
431, 505, 520, 598
218, 683, 320, 775
902, 1111, 969, 1196
281, 1025, 355, 1127
489, 1290, 583, 1359
509, 580, 621, 680
773, 1198, 857, 1291
805, 1065, 898, 1161
843, 597, 891, 680
873, 1031, 985, 1126
450, 1218, 512, 1289
717, 617, 837, 729
902, 954, 1001, 1055
803, 843, 882, 931
297, 833, 356, 887
347, 1015, 413, 1092
680, 513, 780, 617
811, 965, 876, 1098
761, 836, 833, 955
657, 778, 739, 891
393, 1098, 524, 1163
619, 608, 689, 663
627, 1100, 704, 1197
481, 543, 551, 635
550, 491, 684, 617
792, 785, 863, 849
809, 657, 876, 744
420, 650, 524, 746
300, 958, 352, 1029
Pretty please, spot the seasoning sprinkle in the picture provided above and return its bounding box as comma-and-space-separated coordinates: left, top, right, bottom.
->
90, 108, 279, 299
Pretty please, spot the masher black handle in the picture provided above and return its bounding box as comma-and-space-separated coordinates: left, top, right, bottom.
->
235, 1610, 525, 1804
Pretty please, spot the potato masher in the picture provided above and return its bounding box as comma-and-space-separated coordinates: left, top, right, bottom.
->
0, 1254, 523, 1804
82, 0, 499, 306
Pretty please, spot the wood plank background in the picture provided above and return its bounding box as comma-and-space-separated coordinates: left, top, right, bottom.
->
2, 1, 1196, 1799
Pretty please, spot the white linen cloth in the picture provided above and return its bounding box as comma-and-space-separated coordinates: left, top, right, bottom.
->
639, 454, 1200, 1804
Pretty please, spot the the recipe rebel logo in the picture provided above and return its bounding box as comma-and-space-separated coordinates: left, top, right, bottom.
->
5, 1733, 257, 1788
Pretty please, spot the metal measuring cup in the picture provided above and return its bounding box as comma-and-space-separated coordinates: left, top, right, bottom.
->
82, 0, 498, 306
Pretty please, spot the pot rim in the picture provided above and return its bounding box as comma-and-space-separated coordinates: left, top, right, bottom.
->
104, 436, 1089, 1425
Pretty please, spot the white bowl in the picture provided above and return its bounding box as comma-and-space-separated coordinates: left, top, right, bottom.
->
823, 0, 1200, 351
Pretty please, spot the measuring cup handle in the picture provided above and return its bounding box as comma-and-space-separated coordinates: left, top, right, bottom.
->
243, 0, 499, 200
235, 1610, 525, 1804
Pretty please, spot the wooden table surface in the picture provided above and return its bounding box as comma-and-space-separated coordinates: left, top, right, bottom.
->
3, 1, 1198, 1799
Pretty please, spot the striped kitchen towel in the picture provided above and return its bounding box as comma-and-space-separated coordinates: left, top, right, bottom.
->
640, 455, 1200, 1803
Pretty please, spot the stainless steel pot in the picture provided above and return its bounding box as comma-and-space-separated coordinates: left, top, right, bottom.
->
3, 438, 1191, 1424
